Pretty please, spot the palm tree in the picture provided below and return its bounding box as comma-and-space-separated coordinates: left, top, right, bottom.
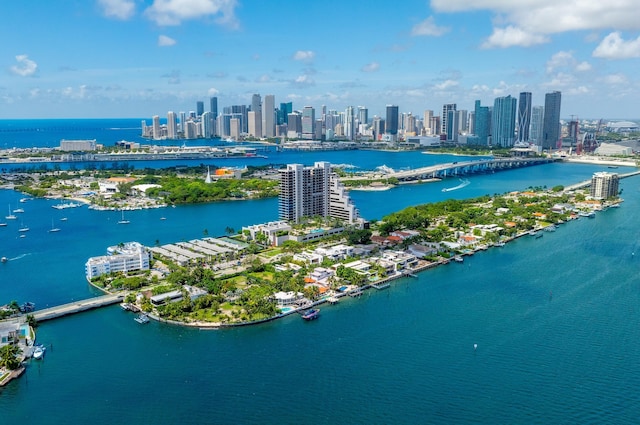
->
0, 344, 22, 370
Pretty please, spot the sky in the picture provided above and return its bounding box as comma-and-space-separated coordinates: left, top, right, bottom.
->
1, 0, 639, 120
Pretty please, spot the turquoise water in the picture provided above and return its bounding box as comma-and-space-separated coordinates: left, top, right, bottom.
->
1, 126, 639, 423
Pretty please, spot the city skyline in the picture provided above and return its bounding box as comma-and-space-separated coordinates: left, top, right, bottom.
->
1, 1, 640, 119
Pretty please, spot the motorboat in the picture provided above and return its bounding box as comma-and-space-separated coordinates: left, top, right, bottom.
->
13, 208, 24, 213
33, 345, 46, 360
301, 308, 320, 321
134, 313, 150, 324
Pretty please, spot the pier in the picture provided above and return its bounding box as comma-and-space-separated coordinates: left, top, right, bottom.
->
32, 294, 124, 322
388, 157, 554, 182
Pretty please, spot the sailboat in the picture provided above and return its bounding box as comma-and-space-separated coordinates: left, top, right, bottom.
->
118, 210, 130, 224
48, 218, 61, 233
18, 222, 30, 232
6, 204, 17, 220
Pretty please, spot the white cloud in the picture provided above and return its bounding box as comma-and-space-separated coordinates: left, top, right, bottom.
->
361, 62, 380, 73
10, 55, 38, 77
292, 50, 315, 62
575, 61, 592, 72
435, 79, 459, 90
431, 0, 640, 34
603, 73, 628, 85
144, 0, 238, 28
207, 87, 219, 96
291, 75, 315, 88
158, 35, 177, 46
98, 0, 135, 20
411, 16, 449, 37
593, 32, 640, 59
481, 26, 549, 48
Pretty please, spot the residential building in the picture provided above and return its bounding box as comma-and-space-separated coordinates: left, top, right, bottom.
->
442, 103, 456, 141
85, 242, 151, 280
590, 172, 619, 200
278, 162, 359, 224
518, 92, 532, 143
542, 91, 562, 150
167, 111, 178, 139
262, 94, 275, 138
492, 95, 517, 147
530, 106, 544, 145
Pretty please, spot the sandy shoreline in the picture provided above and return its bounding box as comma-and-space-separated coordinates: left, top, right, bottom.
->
559, 156, 637, 167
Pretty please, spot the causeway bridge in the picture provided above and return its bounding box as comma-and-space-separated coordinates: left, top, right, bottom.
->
388, 157, 555, 181
32, 294, 124, 322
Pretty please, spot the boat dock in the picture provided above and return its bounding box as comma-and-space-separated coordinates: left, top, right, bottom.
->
32, 294, 125, 322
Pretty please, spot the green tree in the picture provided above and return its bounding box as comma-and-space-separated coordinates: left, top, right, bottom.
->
0, 344, 22, 370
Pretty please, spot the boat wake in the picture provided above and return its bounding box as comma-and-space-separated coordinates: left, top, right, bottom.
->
442, 179, 470, 192
8, 253, 31, 262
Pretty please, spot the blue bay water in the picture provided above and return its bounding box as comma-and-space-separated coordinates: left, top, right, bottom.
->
1, 119, 639, 424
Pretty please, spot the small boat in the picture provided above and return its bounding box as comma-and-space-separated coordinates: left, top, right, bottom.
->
60, 217, 68, 221
19, 301, 35, 312
301, 308, 320, 321
544, 225, 557, 232
134, 313, 149, 324
160, 217, 167, 220
48, 218, 61, 233
1, 257, 7, 263
494, 241, 505, 247
6, 205, 17, 220
0, 222, 7, 227
454, 256, 464, 263
18, 224, 29, 232
118, 210, 130, 225
33, 345, 46, 360
13, 208, 24, 213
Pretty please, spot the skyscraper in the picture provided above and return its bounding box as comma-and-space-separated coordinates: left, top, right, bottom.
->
442, 104, 456, 141
385, 105, 399, 136
196, 101, 204, 118
345, 106, 354, 141
209, 97, 218, 136
248, 110, 262, 138
251, 94, 261, 113
201, 111, 214, 138
517, 92, 532, 143
357, 106, 368, 126
262, 94, 275, 138
542, 91, 562, 150
279, 102, 292, 125
302, 106, 315, 138
167, 111, 177, 139
492, 95, 517, 147
152, 115, 161, 140
530, 106, 544, 144
473, 100, 490, 146
423, 110, 433, 135
278, 162, 359, 224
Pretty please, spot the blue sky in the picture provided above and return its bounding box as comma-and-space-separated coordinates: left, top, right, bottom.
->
1, 0, 639, 119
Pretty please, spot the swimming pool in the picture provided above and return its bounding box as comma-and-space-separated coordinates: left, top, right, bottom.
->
279, 306, 294, 313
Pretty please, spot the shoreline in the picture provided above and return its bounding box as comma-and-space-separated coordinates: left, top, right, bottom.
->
560, 156, 637, 167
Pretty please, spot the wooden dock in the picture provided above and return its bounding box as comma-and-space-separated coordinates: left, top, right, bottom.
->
32, 294, 125, 322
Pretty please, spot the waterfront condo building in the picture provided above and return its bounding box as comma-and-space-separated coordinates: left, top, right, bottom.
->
85, 242, 151, 280
278, 162, 359, 224
542, 91, 562, 150
590, 172, 619, 200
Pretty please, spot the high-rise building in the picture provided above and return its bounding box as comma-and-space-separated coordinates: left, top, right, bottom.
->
302, 106, 315, 139
492, 95, 517, 147
201, 111, 214, 138
530, 106, 544, 145
542, 91, 562, 150
287, 112, 301, 137
152, 115, 161, 140
345, 106, 354, 140
262, 94, 275, 138
473, 100, 491, 146
210, 96, 218, 136
230, 118, 240, 140
248, 111, 262, 138
442, 104, 457, 141
373, 117, 385, 140
179, 111, 186, 134
590, 172, 619, 200
385, 105, 399, 136
279, 102, 292, 125
357, 106, 368, 126
517, 92, 532, 143
167, 111, 177, 139
196, 101, 204, 118
430, 116, 441, 136
278, 162, 359, 224
457, 110, 468, 133
251, 94, 261, 113
423, 110, 434, 135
